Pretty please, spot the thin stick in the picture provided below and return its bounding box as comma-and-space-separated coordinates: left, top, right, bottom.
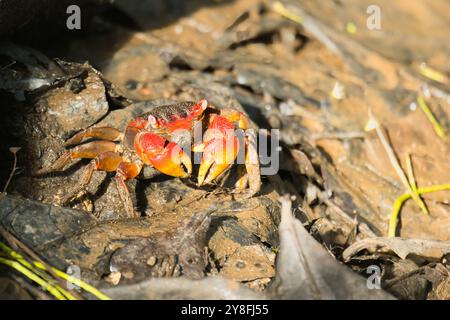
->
0, 61, 16, 71
312, 131, 365, 142
3, 147, 20, 193
11, 274, 53, 300
382, 267, 424, 289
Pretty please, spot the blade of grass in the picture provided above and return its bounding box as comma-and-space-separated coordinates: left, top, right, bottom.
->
0, 242, 77, 300
419, 63, 448, 85
0, 241, 110, 300
0, 257, 67, 300
368, 110, 428, 215
417, 96, 446, 139
35, 263, 111, 301
0, 226, 82, 299
388, 183, 450, 237
272, 1, 303, 24
405, 154, 429, 215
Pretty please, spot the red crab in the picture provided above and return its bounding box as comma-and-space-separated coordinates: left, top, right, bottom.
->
36, 99, 261, 217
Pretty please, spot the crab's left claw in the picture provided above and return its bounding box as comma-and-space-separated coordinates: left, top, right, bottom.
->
135, 132, 192, 178
198, 115, 239, 186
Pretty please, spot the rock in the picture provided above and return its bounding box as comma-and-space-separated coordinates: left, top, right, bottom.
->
109, 205, 215, 284
220, 245, 275, 282
435, 277, 450, 300
38, 69, 109, 133
208, 214, 276, 284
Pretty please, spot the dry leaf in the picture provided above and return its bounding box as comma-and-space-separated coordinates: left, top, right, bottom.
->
343, 237, 450, 261
269, 195, 394, 299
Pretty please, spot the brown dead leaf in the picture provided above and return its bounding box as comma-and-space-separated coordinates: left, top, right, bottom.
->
343, 237, 450, 261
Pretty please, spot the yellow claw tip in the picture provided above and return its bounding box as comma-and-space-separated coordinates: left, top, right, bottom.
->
197, 158, 213, 186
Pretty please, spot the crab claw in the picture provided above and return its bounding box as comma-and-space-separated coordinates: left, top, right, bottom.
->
198, 115, 239, 186
135, 132, 192, 178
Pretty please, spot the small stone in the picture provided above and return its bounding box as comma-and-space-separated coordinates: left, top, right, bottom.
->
104, 272, 121, 285
122, 270, 134, 279
147, 256, 157, 267
331, 82, 346, 100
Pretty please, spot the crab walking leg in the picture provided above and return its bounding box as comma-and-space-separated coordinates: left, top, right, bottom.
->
234, 165, 249, 189
115, 162, 142, 218
64, 127, 123, 147
62, 151, 123, 205
235, 129, 261, 197
34, 141, 119, 176
220, 109, 261, 196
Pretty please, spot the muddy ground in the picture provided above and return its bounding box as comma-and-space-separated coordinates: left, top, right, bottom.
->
0, 0, 449, 300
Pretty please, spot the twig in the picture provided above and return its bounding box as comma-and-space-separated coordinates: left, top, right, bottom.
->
3, 147, 21, 193
382, 267, 425, 290
11, 274, 53, 300
0, 61, 16, 71
312, 131, 365, 142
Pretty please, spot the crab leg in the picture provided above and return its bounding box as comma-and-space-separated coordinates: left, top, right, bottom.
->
198, 108, 261, 197
64, 127, 123, 147
115, 161, 142, 218
235, 129, 261, 197
34, 141, 118, 176
198, 114, 239, 186
220, 109, 260, 196
61, 151, 123, 205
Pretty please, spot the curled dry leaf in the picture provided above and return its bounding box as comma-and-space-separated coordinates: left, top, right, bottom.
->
343, 237, 450, 262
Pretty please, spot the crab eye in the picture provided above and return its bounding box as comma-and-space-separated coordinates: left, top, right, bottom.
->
200, 99, 208, 110
193, 99, 208, 115
148, 115, 158, 128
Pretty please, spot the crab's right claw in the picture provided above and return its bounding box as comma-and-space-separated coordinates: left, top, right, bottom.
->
135, 132, 192, 178
198, 115, 239, 186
